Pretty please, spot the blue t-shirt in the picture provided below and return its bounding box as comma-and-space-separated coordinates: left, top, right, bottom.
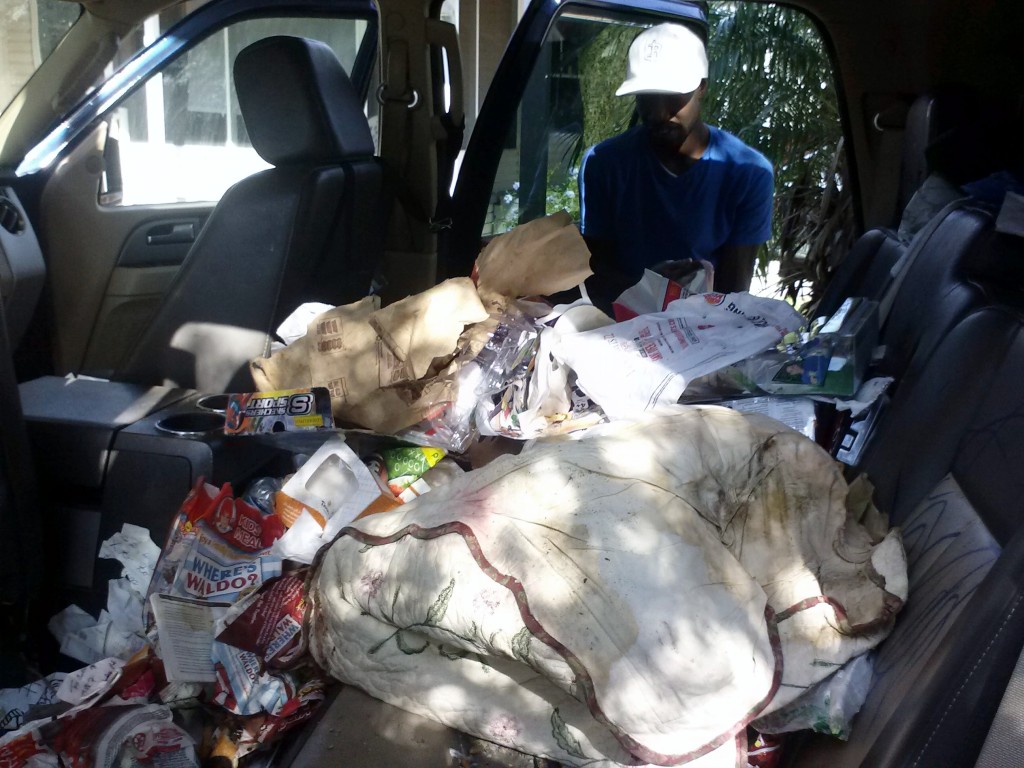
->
579, 125, 774, 281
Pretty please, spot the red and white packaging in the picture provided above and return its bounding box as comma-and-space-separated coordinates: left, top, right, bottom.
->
215, 573, 308, 669
747, 730, 785, 768
147, 478, 285, 609
37, 703, 197, 768
612, 264, 714, 321
0, 731, 58, 768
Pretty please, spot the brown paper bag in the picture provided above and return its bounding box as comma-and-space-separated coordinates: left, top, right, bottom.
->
304, 296, 409, 409
369, 278, 489, 380
250, 335, 312, 392
474, 211, 593, 299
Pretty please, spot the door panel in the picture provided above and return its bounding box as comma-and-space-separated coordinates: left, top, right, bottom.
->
40, 121, 215, 376
84, 217, 208, 375
82, 265, 182, 376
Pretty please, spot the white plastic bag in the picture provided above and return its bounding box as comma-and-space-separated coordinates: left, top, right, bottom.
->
553, 292, 804, 420
612, 264, 713, 320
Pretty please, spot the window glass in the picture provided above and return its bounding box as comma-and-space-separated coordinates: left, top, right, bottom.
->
483, 2, 846, 303
705, 2, 847, 301
484, 11, 631, 236
108, 16, 374, 206
0, 0, 81, 111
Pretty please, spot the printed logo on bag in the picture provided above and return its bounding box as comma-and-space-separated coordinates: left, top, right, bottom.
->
327, 377, 348, 400
185, 553, 261, 598
213, 499, 237, 535
703, 293, 725, 305
265, 615, 303, 660
317, 317, 341, 336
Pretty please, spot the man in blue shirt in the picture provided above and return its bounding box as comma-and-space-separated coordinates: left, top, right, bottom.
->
579, 22, 774, 307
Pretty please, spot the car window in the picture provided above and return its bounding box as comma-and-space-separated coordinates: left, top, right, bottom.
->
106, 15, 376, 206
482, 9, 633, 237
0, 0, 82, 112
480, 1, 845, 305
703, 2, 847, 303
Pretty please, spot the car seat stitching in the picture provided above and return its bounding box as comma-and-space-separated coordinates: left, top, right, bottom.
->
911, 595, 1022, 766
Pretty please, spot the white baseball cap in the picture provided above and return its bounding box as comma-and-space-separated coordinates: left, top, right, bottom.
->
616, 23, 708, 97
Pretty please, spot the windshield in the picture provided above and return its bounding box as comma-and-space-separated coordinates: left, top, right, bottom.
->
0, 0, 82, 112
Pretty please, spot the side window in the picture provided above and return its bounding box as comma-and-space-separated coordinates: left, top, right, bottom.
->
0, 0, 81, 112
482, 3, 845, 303
106, 16, 376, 206
484, 11, 633, 236
703, 3, 847, 302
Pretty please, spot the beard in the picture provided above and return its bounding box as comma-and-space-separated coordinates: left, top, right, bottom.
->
645, 121, 687, 151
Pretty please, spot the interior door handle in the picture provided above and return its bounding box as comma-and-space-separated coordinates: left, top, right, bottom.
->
146, 222, 195, 246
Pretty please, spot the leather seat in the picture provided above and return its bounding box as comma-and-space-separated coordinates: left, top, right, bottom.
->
814, 227, 905, 319
114, 35, 388, 393
876, 201, 997, 380
790, 299, 1024, 767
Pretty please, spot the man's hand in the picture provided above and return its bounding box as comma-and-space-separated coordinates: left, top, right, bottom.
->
713, 244, 758, 293
651, 258, 702, 283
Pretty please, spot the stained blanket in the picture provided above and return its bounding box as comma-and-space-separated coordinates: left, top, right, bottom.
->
308, 406, 907, 766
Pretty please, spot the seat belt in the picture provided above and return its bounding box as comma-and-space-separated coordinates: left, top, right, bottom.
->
382, 161, 449, 234
865, 102, 908, 229
378, 36, 426, 253
379, 23, 463, 242
876, 197, 968, 327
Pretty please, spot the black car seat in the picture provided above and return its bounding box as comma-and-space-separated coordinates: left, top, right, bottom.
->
787, 297, 1024, 767
0, 301, 42, 686
813, 228, 906, 319
114, 35, 389, 393
874, 200, 999, 381
815, 90, 974, 319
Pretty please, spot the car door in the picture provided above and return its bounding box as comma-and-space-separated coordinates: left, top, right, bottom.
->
444, 0, 707, 280
2, 0, 380, 379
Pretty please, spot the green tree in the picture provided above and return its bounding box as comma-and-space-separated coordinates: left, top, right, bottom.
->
703, 1, 852, 307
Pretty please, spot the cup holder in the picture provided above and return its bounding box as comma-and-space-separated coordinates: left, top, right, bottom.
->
196, 393, 230, 414
155, 411, 225, 438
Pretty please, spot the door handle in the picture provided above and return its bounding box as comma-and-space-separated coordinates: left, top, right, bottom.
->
146, 222, 195, 246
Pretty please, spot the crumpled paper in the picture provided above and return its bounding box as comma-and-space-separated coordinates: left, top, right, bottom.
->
0, 658, 126, 745
370, 279, 489, 380
0, 674, 66, 733
250, 214, 592, 436
47, 524, 159, 665
474, 211, 592, 299
251, 281, 488, 435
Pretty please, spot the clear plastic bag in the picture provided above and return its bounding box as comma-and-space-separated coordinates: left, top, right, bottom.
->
396, 310, 543, 451
752, 652, 875, 740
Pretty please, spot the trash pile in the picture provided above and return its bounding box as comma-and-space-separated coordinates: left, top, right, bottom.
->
1, 212, 905, 768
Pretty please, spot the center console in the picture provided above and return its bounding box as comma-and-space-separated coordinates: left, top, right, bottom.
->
19, 376, 295, 602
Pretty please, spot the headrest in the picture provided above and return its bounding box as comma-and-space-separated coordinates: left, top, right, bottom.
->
234, 36, 374, 166
899, 91, 975, 210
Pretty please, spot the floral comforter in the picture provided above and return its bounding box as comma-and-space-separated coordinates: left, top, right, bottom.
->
307, 406, 907, 766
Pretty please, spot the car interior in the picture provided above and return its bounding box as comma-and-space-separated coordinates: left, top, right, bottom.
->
115, 33, 390, 393
1, 0, 1023, 765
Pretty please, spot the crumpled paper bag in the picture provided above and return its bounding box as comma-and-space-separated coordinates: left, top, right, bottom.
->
474, 211, 592, 300
250, 334, 311, 392
305, 295, 393, 406
370, 278, 489, 380
249, 281, 487, 435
